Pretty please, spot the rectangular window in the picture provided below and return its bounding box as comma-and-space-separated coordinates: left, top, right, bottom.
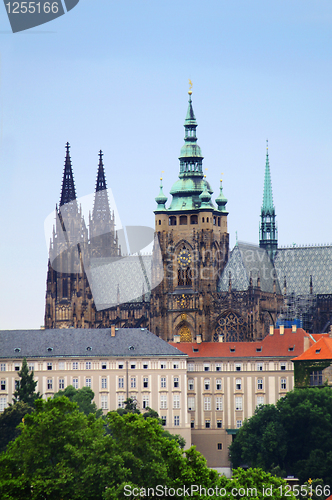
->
217, 442, 223, 450
215, 363, 222, 372
216, 397, 223, 411
217, 420, 222, 429
235, 396, 243, 411
257, 363, 263, 371
86, 378, 91, 388
86, 361, 91, 370
14, 364, 20, 371
161, 416, 167, 426
29, 364, 35, 372
191, 420, 195, 429
310, 370, 323, 386
73, 362, 78, 370
143, 377, 148, 388
118, 364, 124, 369
0, 364, 6, 372
174, 416, 180, 426
257, 396, 264, 407
160, 363, 166, 369
59, 379, 65, 390
236, 420, 242, 428
47, 362, 52, 371
257, 378, 263, 390
0, 397, 7, 412
173, 363, 179, 369
235, 378, 242, 390
235, 363, 241, 371
204, 363, 210, 372
118, 377, 124, 389
188, 379, 194, 391
161, 377, 166, 388
58, 362, 65, 370
173, 377, 179, 388
130, 364, 136, 369
130, 377, 136, 389
204, 379, 210, 390
280, 363, 286, 371
204, 397, 211, 411
188, 363, 194, 372
101, 362, 107, 370
216, 379, 222, 390
102, 378, 107, 389
160, 395, 167, 409
73, 378, 78, 389
0, 380, 5, 391
173, 394, 180, 409
205, 419, 210, 428
142, 395, 149, 409
15, 380, 20, 390
188, 397, 195, 411
47, 379, 53, 390
118, 394, 125, 408
101, 395, 108, 410
281, 378, 287, 390
143, 363, 148, 369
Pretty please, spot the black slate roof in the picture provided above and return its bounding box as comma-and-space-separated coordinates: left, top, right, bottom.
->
0, 328, 186, 359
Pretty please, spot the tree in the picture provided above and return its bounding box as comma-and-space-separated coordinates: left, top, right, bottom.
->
229, 387, 332, 486
0, 401, 34, 453
12, 358, 41, 405
53, 384, 102, 417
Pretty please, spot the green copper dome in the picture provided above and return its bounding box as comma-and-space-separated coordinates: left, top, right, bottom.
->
155, 179, 168, 211
215, 180, 228, 213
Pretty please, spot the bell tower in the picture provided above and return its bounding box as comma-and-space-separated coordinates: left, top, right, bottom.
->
150, 89, 229, 342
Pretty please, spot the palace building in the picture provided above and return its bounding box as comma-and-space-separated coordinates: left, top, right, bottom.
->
44, 91, 332, 339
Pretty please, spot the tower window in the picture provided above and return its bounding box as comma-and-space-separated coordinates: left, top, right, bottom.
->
202, 217, 205, 223
190, 215, 198, 225
159, 220, 161, 225
206, 217, 209, 223
179, 215, 187, 225
218, 218, 221, 226
169, 216, 177, 226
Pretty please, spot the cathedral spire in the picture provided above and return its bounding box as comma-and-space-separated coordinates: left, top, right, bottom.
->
259, 141, 278, 260
60, 142, 77, 207
178, 89, 204, 177
92, 150, 112, 222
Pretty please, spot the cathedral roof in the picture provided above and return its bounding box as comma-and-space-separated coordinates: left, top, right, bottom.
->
274, 245, 332, 295
218, 242, 281, 294
0, 328, 185, 359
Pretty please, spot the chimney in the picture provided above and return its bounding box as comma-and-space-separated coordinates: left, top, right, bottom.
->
173, 334, 180, 343
196, 334, 202, 344
304, 336, 310, 352
111, 324, 116, 337
269, 325, 274, 336
292, 324, 297, 333
280, 325, 284, 335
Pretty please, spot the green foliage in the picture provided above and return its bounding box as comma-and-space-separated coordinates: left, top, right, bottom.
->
0, 401, 34, 453
294, 360, 330, 387
12, 358, 41, 405
229, 387, 332, 486
53, 384, 102, 417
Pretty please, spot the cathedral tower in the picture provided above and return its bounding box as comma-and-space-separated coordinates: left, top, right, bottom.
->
150, 90, 229, 342
259, 141, 278, 260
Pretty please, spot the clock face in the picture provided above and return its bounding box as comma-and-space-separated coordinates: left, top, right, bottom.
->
177, 249, 192, 268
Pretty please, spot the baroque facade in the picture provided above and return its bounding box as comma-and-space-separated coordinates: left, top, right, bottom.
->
44, 91, 332, 339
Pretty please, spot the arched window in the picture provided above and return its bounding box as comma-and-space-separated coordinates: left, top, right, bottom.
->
190, 215, 198, 225
179, 215, 187, 225
62, 278, 68, 298
169, 216, 177, 226
202, 217, 205, 223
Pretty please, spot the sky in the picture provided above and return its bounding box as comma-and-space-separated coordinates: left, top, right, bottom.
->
0, 0, 332, 329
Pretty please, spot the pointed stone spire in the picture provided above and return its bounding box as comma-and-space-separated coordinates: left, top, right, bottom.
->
60, 142, 77, 207
178, 89, 204, 177
92, 150, 112, 223
259, 140, 278, 260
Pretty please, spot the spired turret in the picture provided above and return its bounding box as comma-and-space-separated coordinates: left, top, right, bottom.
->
259, 141, 278, 260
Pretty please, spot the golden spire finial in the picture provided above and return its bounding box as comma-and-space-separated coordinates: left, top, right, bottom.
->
266, 139, 268, 150
160, 170, 164, 181
188, 79, 193, 95
220, 172, 224, 182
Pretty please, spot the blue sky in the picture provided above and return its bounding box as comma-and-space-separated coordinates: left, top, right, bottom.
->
0, 0, 332, 329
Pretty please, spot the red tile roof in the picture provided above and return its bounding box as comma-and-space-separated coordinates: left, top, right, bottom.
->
293, 336, 332, 362
170, 328, 308, 358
